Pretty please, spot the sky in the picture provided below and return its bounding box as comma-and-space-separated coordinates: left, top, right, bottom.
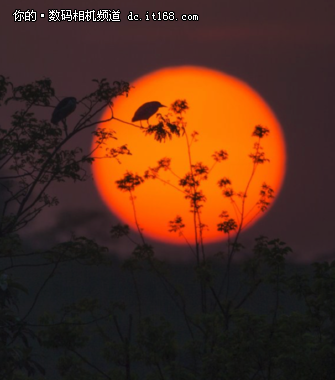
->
1, 0, 335, 263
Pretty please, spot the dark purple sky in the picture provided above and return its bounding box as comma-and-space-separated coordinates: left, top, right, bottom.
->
2, 0, 335, 262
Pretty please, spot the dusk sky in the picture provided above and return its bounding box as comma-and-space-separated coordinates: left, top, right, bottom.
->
1, 0, 335, 263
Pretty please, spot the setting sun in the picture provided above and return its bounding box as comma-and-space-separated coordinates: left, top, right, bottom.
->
92, 66, 286, 245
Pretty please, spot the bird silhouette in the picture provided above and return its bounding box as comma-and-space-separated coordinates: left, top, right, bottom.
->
51, 97, 77, 125
132, 101, 166, 124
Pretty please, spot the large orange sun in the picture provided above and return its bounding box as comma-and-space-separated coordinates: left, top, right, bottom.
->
92, 66, 286, 245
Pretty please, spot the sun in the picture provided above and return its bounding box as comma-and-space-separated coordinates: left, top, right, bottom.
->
92, 66, 286, 245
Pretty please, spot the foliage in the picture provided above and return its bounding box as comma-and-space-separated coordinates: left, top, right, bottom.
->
1, 75, 335, 380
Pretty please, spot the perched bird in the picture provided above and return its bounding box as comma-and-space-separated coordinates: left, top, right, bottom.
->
51, 97, 77, 125
132, 101, 166, 124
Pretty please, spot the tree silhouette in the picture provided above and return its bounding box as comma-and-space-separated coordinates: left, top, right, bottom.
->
0, 75, 129, 379
1, 74, 335, 380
